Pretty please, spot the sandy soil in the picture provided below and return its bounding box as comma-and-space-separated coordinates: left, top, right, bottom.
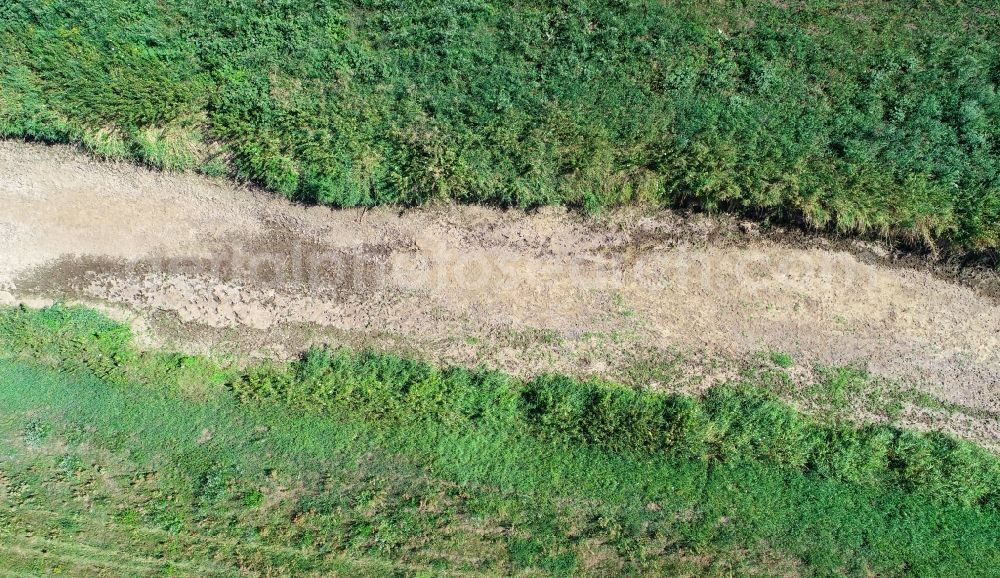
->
2, 140, 998, 443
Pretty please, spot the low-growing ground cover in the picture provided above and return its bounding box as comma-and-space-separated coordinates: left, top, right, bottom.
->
2, 0, 998, 249
1, 304, 998, 575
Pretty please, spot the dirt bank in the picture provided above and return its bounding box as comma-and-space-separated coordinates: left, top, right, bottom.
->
2, 140, 998, 442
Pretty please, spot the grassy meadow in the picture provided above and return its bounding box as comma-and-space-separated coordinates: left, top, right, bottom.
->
2, 0, 999, 249
1, 304, 998, 576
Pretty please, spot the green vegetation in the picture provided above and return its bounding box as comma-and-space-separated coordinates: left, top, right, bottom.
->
768, 351, 794, 369
2, 304, 999, 575
2, 0, 999, 249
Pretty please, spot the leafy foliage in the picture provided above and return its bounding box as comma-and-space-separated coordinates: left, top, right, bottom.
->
2, 0, 999, 248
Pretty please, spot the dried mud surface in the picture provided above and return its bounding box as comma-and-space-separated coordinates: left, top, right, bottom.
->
2, 140, 998, 444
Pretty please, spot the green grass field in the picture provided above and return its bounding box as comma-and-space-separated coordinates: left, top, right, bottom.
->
1, 305, 998, 576
2, 0, 999, 249
3, 1, 999, 572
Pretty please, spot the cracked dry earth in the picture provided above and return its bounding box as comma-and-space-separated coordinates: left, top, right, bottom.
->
2, 140, 999, 445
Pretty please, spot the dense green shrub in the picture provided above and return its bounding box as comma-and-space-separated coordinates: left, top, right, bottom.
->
809, 426, 895, 488
2, 0, 999, 248
228, 343, 1000, 510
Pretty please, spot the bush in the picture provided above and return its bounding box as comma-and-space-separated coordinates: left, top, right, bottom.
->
230, 341, 1000, 509
703, 386, 814, 469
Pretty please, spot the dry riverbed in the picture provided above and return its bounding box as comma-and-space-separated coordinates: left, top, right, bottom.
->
2, 140, 998, 445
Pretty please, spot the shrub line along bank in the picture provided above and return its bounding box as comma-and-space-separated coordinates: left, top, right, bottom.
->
2, 0, 999, 249
2, 304, 998, 512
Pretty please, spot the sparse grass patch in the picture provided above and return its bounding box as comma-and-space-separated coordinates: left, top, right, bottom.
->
134, 124, 202, 171
621, 347, 688, 389
80, 126, 131, 159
